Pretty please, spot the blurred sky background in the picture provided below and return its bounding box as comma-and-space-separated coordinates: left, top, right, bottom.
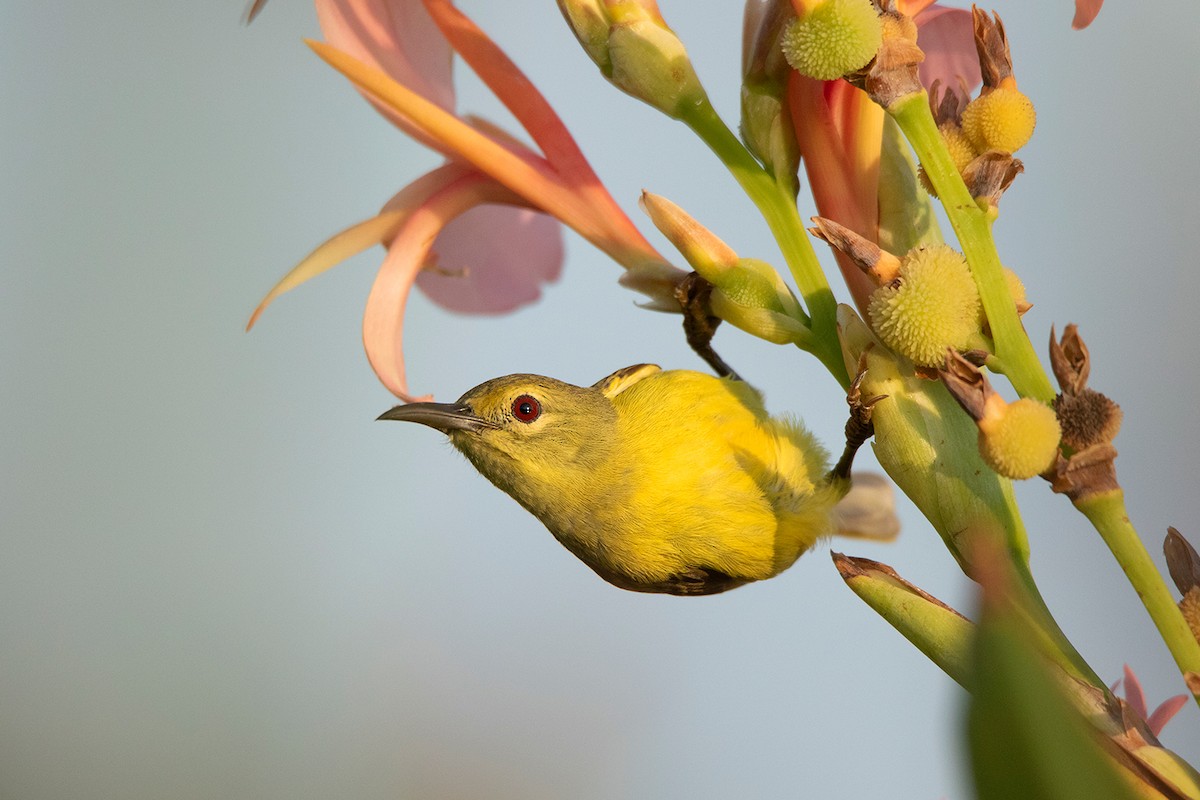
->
3, 2, 1200, 798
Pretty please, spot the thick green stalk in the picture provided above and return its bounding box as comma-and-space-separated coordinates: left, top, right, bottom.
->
1077, 490, 1200, 706
678, 101, 850, 387
887, 93, 1054, 403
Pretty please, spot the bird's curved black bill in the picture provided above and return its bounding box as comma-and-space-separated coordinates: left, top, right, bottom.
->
377, 402, 497, 433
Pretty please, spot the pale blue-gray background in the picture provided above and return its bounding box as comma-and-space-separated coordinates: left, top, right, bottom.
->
3, 2, 1198, 798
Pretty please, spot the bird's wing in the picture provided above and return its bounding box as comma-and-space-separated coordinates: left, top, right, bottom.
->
592, 364, 661, 399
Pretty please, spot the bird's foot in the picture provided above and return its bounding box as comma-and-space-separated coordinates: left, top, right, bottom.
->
830, 361, 887, 483
675, 272, 742, 382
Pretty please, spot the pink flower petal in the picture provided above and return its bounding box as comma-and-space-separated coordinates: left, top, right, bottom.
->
915, 6, 982, 95
416, 205, 563, 314
316, 0, 454, 143
1146, 694, 1189, 737
362, 169, 534, 400
1122, 664, 1149, 721
364, 230, 429, 402
1072, 0, 1104, 30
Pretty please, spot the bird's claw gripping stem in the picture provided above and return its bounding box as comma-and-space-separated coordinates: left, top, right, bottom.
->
675, 272, 742, 382
830, 365, 886, 484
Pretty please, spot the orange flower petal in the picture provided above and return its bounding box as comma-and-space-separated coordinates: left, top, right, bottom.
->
1072, 0, 1104, 30
421, 0, 596, 182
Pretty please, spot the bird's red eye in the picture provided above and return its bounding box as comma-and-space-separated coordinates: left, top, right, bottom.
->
511, 394, 541, 423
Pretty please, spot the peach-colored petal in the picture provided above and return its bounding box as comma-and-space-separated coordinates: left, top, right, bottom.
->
362, 171, 530, 400
914, 6, 981, 95
416, 205, 563, 314
365, 231, 429, 402
247, 163, 475, 331
1072, 0, 1104, 29
247, 209, 405, 331
316, 0, 454, 148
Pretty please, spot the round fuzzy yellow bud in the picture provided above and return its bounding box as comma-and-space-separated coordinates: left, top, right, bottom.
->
978, 398, 1061, 480
781, 0, 883, 81
868, 244, 981, 367
961, 86, 1037, 153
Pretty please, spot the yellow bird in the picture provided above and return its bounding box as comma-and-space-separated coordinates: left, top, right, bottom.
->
379, 364, 853, 596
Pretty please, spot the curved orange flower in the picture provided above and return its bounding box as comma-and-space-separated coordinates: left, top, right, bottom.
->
250, 0, 682, 399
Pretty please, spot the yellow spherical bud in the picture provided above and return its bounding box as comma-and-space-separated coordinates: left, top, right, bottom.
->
944, 124, 977, 173
978, 398, 1061, 480
868, 244, 981, 367
781, 0, 883, 81
961, 86, 1037, 153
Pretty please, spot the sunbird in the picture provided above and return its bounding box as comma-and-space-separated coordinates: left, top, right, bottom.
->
380, 364, 877, 595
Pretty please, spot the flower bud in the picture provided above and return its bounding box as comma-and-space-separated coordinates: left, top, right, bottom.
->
867, 244, 982, 367
977, 396, 1061, 480
961, 85, 1036, 154
560, 1, 708, 119
780, 0, 882, 81
641, 192, 808, 344
741, 0, 800, 186
640, 191, 739, 277
557, 0, 613, 70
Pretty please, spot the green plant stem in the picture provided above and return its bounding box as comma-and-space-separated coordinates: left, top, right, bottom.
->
887, 93, 1055, 404
1077, 490, 1200, 705
679, 101, 850, 387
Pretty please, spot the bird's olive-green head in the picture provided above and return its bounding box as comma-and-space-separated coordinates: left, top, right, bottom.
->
378, 374, 619, 522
